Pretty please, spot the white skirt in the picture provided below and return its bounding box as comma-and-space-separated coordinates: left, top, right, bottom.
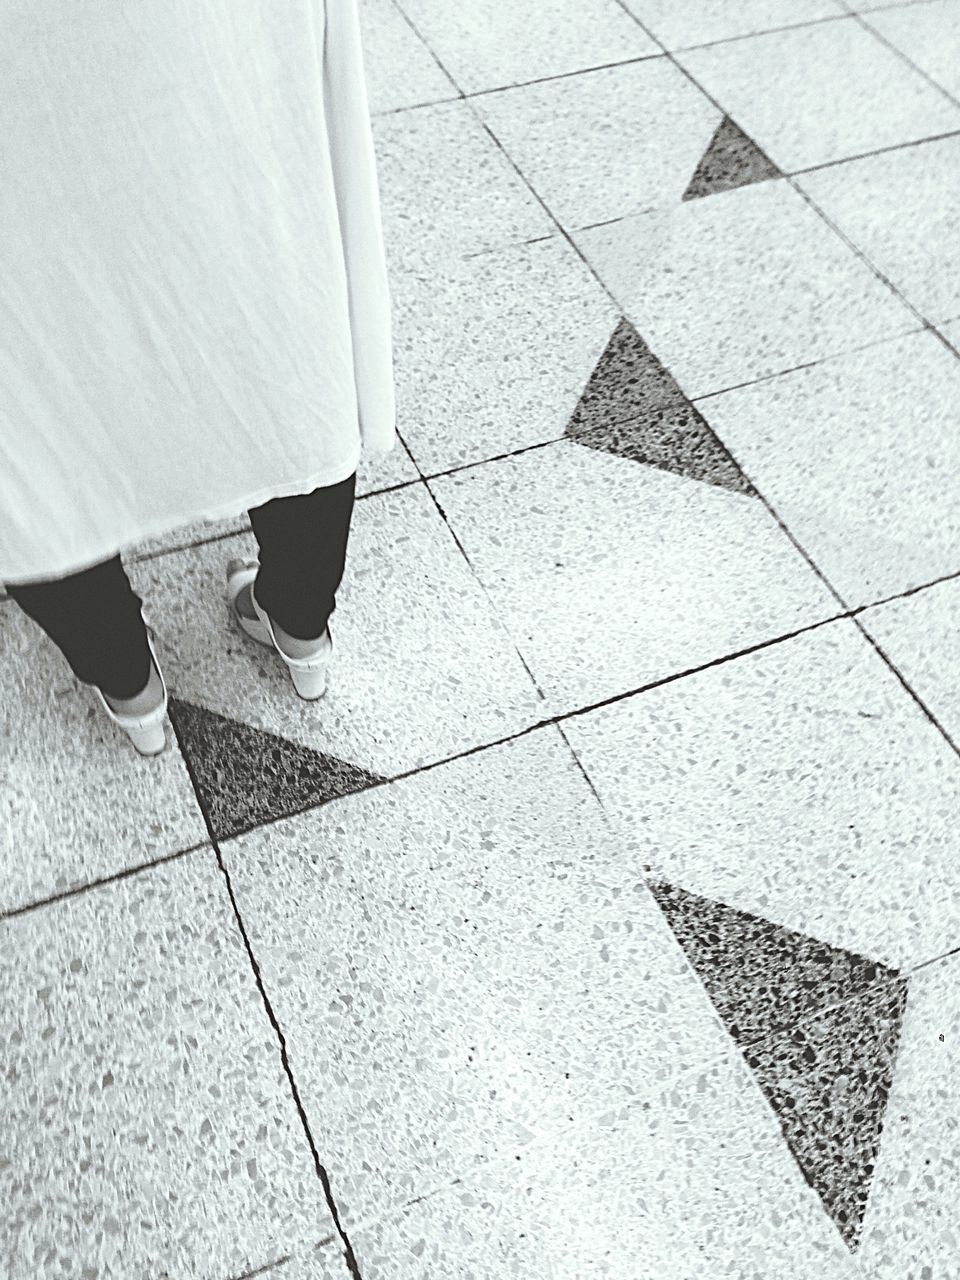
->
0, 0, 395, 584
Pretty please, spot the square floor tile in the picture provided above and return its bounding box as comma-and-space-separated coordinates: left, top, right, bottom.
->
0, 604, 206, 915
573, 180, 913, 398
864, 0, 960, 100
677, 18, 960, 170
344, 1051, 862, 1277
471, 59, 721, 229
224, 728, 736, 1227
429, 442, 837, 714
360, 0, 457, 113
0, 854, 331, 1279
622, 0, 847, 49
564, 619, 960, 971
699, 330, 960, 605
860, 576, 960, 741
858, 952, 960, 1276
134, 483, 543, 778
373, 101, 554, 268
393, 237, 618, 473
396, 0, 658, 94
799, 135, 960, 324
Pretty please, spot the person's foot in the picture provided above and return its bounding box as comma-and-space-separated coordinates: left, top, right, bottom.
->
102, 658, 165, 717
236, 580, 330, 660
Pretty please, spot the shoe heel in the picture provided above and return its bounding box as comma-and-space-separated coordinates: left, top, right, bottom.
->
126, 719, 167, 756
289, 664, 329, 701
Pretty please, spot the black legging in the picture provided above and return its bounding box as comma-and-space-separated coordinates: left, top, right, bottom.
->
4, 473, 356, 699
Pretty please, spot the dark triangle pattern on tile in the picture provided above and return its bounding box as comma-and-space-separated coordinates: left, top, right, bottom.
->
169, 698, 386, 841
650, 881, 908, 1250
745, 980, 909, 1251
682, 115, 781, 201
648, 880, 899, 1043
564, 318, 754, 495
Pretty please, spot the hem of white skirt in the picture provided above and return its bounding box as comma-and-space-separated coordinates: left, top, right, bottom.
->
1, 442, 369, 587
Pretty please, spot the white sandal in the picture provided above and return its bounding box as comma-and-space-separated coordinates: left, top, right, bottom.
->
225, 558, 332, 701
94, 627, 168, 757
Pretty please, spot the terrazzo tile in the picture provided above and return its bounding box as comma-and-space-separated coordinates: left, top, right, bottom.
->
864, 0, 960, 100
169, 699, 387, 841
429, 442, 836, 713
699, 330, 960, 604
744, 979, 910, 1251
392, 237, 620, 474
573, 179, 913, 399
0, 853, 332, 1279
359, 0, 457, 114
648, 879, 900, 1045
223, 728, 738, 1228
857, 952, 960, 1275
860, 576, 960, 741
373, 101, 554, 268
621, 0, 847, 49
343, 1053, 863, 1277
396, 0, 659, 93
798, 135, 960, 325
470, 58, 720, 229
564, 619, 960, 971
271, 1240, 344, 1280
131, 482, 543, 779
682, 114, 782, 200
677, 18, 960, 171
0, 602, 206, 914
564, 317, 754, 493
355, 435, 421, 494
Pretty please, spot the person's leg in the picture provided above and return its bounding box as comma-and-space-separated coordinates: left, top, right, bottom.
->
4, 555, 153, 700
247, 473, 357, 641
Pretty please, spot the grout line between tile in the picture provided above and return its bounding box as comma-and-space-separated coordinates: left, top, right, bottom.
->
854, 7, 960, 110
788, 126, 960, 176
167, 711, 367, 1280
0, 840, 209, 923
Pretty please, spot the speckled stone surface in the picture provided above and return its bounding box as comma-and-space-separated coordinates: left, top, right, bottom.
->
130, 483, 543, 776
271, 1240, 344, 1280
857, 952, 960, 1275
799, 135, 960, 326
649, 880, 899, 1044
396, 0, 658, 93
699, 330, 960, 605
745, 979, 909, 1249
169, 699, 387, 841
564, 620, 960, 969
682, 114, 781, 200
565, 318, 754, 493
360, 0, 457, 114
860, 577, 960, 743
224, 728, 737, 1228
573, 180, 914, 399
0, 603, 206, 914
392, 237, 619, 474
471, 59, 720, 229
0, 854, 332, 1279
677, 19, 960, 171
621, 0, 846, 49
343, 1050, 863, 1277
865, 0, 960, 101
373, 101, 553, 269
429, 442, 834, 713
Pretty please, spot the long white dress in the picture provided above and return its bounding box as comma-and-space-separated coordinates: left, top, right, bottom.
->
0, 0, 395, 584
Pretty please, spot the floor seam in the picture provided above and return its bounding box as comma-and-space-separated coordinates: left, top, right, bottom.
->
167, 709, 366, 1280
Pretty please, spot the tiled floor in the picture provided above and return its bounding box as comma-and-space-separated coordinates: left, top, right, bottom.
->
2, 1, 959, 1276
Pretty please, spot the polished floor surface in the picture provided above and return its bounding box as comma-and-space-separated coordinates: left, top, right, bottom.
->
3, 1, 960, 1276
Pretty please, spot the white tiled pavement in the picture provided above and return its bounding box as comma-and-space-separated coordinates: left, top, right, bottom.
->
3, 2, 960, 1277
